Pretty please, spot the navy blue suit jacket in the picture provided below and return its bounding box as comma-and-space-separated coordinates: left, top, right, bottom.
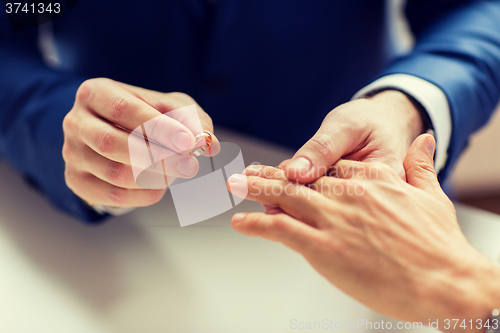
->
1, 0, 500, 222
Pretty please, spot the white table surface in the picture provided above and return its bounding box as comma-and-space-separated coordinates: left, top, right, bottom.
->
1, 128, 499, 333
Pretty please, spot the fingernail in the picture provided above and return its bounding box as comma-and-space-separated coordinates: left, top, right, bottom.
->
243, 165, 262, 175
232, 213, 246, 223
178, 158, 198, 177
173, 132, 191, 151
228, 174, 246, 184
287, 157, 312, 175
425, 137, 436, 157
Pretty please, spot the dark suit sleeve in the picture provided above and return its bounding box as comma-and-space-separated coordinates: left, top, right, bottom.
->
0, 20, 107, 223
381, 0, 500, 181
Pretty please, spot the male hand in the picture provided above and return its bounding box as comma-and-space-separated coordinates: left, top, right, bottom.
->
228, 135, 500, 331
283, 90, 425, 182
62, 78, 217, 207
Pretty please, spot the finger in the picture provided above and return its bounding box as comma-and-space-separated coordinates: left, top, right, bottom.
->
158, 102, 221, 156
164, 100, 211, 135
327, 160, 377, 179
308, 177, 370, 203
154, 111, 220, 157
79, 79, 195, 152
79, 114, 200, 179
140, 139, 200, 179
80, 114, 140, 164
261, 204, 285, 214
284, 115, 358, 184
77, 145, 143, 189
66, 171, 166, 207
129, 146, 199, 184
78, 145, 199, 190
243, 165, 287, 180
403, 134, 442, 195
278, 159, 291, 169
231, 212, 325, 254
358, 155, 406, 181
226, 174, 328, 227
116, 86, 213, 135
327, 159, 400, 183
116, 86, 220, 156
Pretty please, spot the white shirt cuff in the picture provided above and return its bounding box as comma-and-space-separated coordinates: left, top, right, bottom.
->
92, 205, 136, 216
352, 74, 451, 174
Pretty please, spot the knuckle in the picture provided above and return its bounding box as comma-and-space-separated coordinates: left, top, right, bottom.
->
325, 107, 358, 127
366, 162, 392, 180
169, 92, 194, 102
308, 134, 335, 158
276, 183, 287, 198
246, 215, 260, 230
64, 168, 75, 189
76, 79, 96, 102
108, 187, 128, 206
146, 119, 163, 145
323, 108, 344, 124
408, 160, 436, 177
248, 179, 260, 196
109, 97, 131, 122
262, 166, 279, 179
62, 143, 72, 162
271, 215, 288, 232
245, 164, 263, 174
106, 162, 129, 186
248, 178, 259, 189
65, 169, 84, 193
62, 113, 73, 133
283, 183, 295, 196
96, 129, 117, 155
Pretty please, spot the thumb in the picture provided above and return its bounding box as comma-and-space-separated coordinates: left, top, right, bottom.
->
403, 134, 441, 194
285, 122, 355, 183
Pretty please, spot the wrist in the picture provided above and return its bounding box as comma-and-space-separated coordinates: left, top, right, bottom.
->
423, 253, 500, 333
367, 89, 426, 145
460, 261, 500, 333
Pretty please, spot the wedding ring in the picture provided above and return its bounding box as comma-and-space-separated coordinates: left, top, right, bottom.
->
191, 131, 212, 157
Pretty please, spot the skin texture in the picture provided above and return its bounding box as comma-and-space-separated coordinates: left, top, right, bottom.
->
227, 135, 500, 332
283, 90, 424, 183
63, 78, 218, 207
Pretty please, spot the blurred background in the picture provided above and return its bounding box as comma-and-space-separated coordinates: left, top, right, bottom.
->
389, 0, 500, 214
451, 108, 500, 214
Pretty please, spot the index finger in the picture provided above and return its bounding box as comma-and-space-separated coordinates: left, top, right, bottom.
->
226, 174, 328, 228
110, 82, 221, 157
78, 79, 195, 153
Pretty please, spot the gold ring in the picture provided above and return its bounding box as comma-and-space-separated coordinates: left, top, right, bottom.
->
190, 131, 212, 157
